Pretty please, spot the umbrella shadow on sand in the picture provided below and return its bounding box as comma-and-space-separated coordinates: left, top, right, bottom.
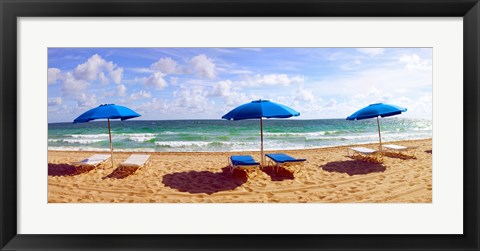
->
48, 163, 95, 176
321, 160, 386, 176
261, 166, 295, 181
162, 167, 248, 195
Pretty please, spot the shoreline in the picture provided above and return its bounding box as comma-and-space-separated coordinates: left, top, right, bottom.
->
48, 138, 432, 203
48, 138, 432, 154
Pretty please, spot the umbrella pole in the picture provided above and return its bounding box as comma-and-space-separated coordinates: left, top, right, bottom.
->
260, 117, 264, 166
377, 116, 382, 150
108, 118, 114, 168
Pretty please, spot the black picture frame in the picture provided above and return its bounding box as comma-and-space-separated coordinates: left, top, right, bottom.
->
1, 0, 479, 250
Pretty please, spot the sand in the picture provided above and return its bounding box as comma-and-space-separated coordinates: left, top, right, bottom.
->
48, 139, 432, 203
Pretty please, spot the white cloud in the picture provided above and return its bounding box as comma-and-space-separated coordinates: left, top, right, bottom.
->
399, 54, 431, 70
98, 72, 109, 85
73, 54, 123, 84
173, 86, 213, 113
117, 84, 127, 97
76, 93, 97, 108
130, 90, 152, 100
48, 97, 63, 106
242, 74, 304, 87
170, 77, 179, 85
353, 87, 393, 104
357, 48, 385, 56
145, 72, 168, 90
209, 80, 233, 97
74, 54, 104, 81
189, 54, 216, 79
61, 72, 88, 96
48, 68, 62, 84
225, 69, 254, 75
341, 59, 362, 70
109, 67, 123, 84
128, 67, 152, 73
151, 57, 178, 74
294, 88, 315, 102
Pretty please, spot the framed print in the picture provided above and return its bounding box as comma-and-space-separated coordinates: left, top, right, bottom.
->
1, 0, 479, 250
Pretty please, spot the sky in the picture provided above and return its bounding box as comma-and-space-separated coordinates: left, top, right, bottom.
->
48, 48, 432, 123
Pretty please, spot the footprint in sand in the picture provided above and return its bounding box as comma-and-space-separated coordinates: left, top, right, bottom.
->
265, 192, 274, 198
244, 187, 254, 192
327, 184, 337, 188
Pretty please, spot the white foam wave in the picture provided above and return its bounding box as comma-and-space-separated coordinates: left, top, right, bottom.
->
48, 146, 155, 152
154, 141, 211, 147
69, 134, 109, 139
264, 131, 339, 138
62, 139, 105, 144
68, 133, 157, 142
128, 135, 156, 142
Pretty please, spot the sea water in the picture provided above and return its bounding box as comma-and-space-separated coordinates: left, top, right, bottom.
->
48, 118, 432, 152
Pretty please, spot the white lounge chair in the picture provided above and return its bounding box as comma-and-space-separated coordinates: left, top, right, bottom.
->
73, 154, 110, 167
119, 154, 151, 170
348, 147, 382, 162
382, 144, 417, 156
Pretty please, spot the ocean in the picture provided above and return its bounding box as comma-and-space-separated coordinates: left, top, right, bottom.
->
48, 118, 432, 152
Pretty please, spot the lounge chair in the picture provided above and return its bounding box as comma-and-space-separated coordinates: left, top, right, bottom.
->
265, 153, 306, 173
119, 154, 151, 172
382, 144, 417, 157
348, 147, 382, 162
228, 155, 260, 177
73, 154, 110, 168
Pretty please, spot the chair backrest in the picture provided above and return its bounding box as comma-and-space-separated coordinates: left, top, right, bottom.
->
79, 154, 110, 165
123, 154, 150, 166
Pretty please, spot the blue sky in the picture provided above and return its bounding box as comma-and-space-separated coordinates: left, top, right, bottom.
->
48, 48, 432, 123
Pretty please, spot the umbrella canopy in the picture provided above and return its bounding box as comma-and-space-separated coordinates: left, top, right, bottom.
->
222, 100, 300, 166
347, 103, 407, 150
74, 104, 140, 123
73, 104, 141, 168
222, 99, 300, 120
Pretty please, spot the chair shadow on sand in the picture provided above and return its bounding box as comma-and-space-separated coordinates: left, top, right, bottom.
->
321, 160, 386, 176
261, 166, 295, 181
102, 166, 140, 179
382, 152, 417, 160
161, 167, 248, 195
48, 163, 95, 177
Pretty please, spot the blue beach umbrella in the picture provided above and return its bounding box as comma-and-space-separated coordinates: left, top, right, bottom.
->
347, 103, 407, 150
222, 99, 300, 165
74, 104, 141, 168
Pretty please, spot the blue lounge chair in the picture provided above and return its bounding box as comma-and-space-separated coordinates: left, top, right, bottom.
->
265, 153, 306, 173
228, 155, 260, 177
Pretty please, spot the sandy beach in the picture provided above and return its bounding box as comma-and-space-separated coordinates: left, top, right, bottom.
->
48, 138, 432, 203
